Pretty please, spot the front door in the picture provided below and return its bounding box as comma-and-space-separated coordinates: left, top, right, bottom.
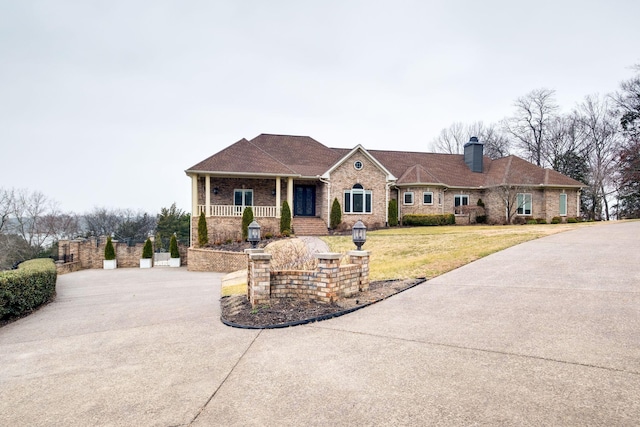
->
294, 185, 316, 216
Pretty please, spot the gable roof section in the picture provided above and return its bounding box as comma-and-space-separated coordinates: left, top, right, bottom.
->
186, 134, 344, 177
322, 145, 396, 180
186, 138, 297, 175
369, 150, 488, 187
485, 156, 584, 187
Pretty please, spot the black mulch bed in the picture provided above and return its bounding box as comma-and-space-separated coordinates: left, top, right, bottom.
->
220, 278, 426, 329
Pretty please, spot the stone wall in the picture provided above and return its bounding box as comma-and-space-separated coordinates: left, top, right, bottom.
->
187, 248, 247, 273
247, 250, 370, 308
57, 238, 189, 270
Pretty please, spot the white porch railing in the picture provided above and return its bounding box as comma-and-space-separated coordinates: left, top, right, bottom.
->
198, 205, 280, 218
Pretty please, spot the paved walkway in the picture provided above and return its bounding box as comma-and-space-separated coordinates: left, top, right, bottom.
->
1, 221, 639, 426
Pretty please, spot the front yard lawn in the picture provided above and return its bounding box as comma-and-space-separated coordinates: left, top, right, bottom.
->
320, 223, 594, 281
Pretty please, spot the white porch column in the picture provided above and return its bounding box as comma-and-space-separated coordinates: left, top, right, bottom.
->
191, 174, 199, 217
287, 177, 294, 214
205, 175, 211, 217
191, 174, 198, 247
275, 176, 281, 217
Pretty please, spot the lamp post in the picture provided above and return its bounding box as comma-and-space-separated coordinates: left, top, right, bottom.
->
248, 220, 261, 249
352, 220, 367, 251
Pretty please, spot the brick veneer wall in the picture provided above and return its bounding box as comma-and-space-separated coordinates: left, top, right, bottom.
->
248, 251, 370, 308
187, 248, 247, 273
329, 150, 389, 229
57, 238, 189, 269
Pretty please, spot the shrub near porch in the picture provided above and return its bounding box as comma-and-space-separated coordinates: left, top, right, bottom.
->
320, 223, 591, 281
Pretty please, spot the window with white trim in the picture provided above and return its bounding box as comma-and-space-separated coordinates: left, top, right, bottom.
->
344, 184, 372, 214
423, 191, 433, 205
403, 191, 414, 205
438, 192, 442, 205
559, 193, 567, 216
454, 195, 469, 214
517, 193, 532, 215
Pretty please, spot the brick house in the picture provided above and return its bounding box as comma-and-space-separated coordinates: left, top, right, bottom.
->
185, 134, 583, 242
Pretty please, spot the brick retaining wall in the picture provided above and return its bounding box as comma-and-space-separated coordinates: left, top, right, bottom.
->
187, 248, 247, 273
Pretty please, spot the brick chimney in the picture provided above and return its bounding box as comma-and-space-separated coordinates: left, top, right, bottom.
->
464, 136, 484, 173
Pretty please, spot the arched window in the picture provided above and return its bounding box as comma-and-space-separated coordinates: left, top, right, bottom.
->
344, 184, 372, 214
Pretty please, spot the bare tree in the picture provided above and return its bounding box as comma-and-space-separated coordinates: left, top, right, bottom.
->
575, 94, 621, 220
83, 207, 124, 237
10, 189, 58, 259
504, 88, 559, 167
431, 121, 511, 159
431, 122, 467, 154
0, 188, 13, 234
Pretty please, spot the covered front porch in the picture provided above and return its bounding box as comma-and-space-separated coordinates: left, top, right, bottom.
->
191, 174, 326, 220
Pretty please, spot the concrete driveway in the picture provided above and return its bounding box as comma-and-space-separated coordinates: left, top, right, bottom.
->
1, 221, 639, 426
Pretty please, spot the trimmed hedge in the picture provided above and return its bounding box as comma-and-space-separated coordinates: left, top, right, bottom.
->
0, 258, 57, 319
402, 213, 455, 226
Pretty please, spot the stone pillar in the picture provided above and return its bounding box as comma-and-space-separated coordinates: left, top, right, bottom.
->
348, 250, 370, 291
315, 253, 342, 303
248, 252, 272, 308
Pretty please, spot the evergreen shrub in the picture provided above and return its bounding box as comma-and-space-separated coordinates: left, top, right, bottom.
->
280, 201, 291, 234
330, 198, 342, 229
104, 237, 116, 260
142, 238, 153, 259
242, 206, 254, 240
388, 199, 398, 227
198, 212, 209, 247
169, 234, 180, 258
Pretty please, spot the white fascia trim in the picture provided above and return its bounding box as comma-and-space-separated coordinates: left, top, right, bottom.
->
321, 144, 397, 181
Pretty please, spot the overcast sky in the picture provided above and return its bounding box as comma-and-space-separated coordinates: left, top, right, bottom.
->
1, 0, 638, 214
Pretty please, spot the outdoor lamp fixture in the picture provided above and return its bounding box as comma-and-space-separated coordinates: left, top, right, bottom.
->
271, 189, 277, 196
213, 187, 219, 195
248, 220, 261, 249
352, 220, 367, 251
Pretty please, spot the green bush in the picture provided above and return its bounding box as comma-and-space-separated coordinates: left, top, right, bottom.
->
526, 219, 538, 225
402, 213, 455, 226
169, 234, 180, 258
0, 259, 57, 319
280, 201, 291, 234
567, 217, 578, 223
536, 218, 547, 224
242, 206, 254, 240
476, 215, 487, 224
477, 198, 485, 208
551, 216, 561, 224
388, 199, 398, 227
104, 236, 115, 260
198, 211, 209, 247
142, 238, 153, 259
330, 198, 342, 229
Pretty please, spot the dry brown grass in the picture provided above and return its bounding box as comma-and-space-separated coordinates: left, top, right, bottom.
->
320, 223, 597, 281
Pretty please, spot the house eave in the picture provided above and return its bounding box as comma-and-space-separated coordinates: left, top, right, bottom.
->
185, 170, 301, 178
